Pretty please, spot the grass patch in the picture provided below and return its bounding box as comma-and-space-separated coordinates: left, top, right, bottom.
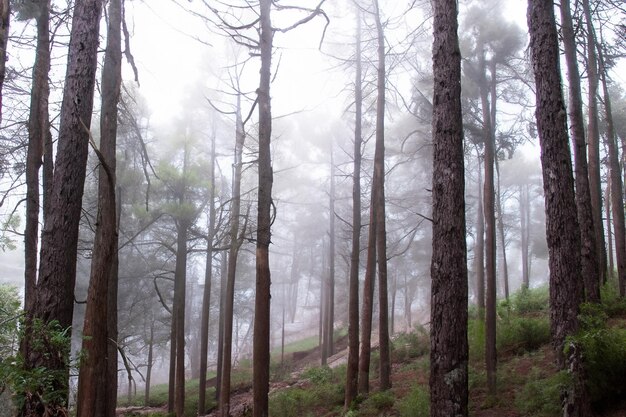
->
394, 385, 429, 417
515, 369, 570, 417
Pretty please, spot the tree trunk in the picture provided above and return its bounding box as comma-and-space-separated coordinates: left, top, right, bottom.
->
168, 306, 177, 414
606, 185, 614, 276
598, 43, 626, 297
0, 0, 9, 124
520, 184, 530, 290
144, 322, 154, 407
216, 250, 227, 402
345, 6, 362, 407
475, 152, 485, 313
219, 95, 246, 417
253, 1, 273, 415
22, 0, 51, 359
430, 0, 469, 415
495, 159, 509, 302
478, 43, 497, 396
76, 0, 121, 414
373, 0, 391, 391
199, 134, 217, 415
23, 0, 104, 413
527, 0, 582, 364
174, 219, 189, 417
559, 0, 600, 303
582, 0, 607, 286
327, 150, 336, 358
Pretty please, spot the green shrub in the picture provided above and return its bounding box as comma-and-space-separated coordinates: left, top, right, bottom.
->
391, 329, 428, 363
600, 279, 626, 317
515, 370, 570, 417
394, 385, 429, 417
512, 286, 549, 315
269, 388, 315, 417
571, 305, 626, 407
301, 365, 333, 384
497, 316, 550, 354
468, 319, 486, 361
358, 390, 394, 416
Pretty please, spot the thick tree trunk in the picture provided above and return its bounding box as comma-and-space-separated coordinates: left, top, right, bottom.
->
373, 0, 391, 391
0, 0, 9, 123
582, 0, 607, 285
23, 0, 104, 414
253, 1, 273, 415
345, 7, 362, 407
527, 0, 582, 364
219, 96, 246, 417
76, 0, 121, 415
559, 0, 600, 303
429, 1, 468, 415
198, 132, 217, 415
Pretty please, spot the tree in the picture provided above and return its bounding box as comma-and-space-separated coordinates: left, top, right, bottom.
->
559, 0, 600, 303
345, 4, 363, 407
528, 0, 582, 359
253, 1, 273, 415
429, 0, 468, 416
22, 0, 104, 413
75, 0, 122, 415
0, 0, 8, 123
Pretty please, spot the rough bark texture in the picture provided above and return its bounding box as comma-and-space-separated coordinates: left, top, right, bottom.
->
520, 184, 530, 290
75, 0, 121, 415
559, 0, 600, 303
0, 0, 8, 123
253, 1, 273, 415
429, 1, 468, 416
373, 0, 390, 391
527, 0, 582, 363
198, 135, 217, 415
23, 0, 104, 414
219, 96, 246, 417
345, 7, 362, 406
174, 219, 188, 417
23, 0, 51, 357
582, 0, 607, 285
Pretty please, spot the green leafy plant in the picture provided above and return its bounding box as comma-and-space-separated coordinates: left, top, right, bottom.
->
515, 370, 571, 417
394, 385, 429, 417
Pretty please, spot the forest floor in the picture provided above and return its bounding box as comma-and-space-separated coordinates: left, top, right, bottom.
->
117, 287, 626, 417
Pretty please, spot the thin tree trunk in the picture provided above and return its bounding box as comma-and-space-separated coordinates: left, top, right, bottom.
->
327, 150, 336, 358
520, 185, 529, 289
345, 6, 362, 406
22, 0, 51, 359
145, 322, 154, 406
475, 152, 485, 313
216, 250, 227, 402
219, 96, 246, 416
174, 219, 189, 417
76, 0, 121, 414
23, 0, 104, 413
478, 43, 497, 396
253, 0, 273, 414
597, 42, 626, 297
559, 0, 600, 303
430, 0, 468, 415
199, 134, 217, 415
0, 0, 9, 124
582, 0, 607, 286
168, 306, 177, 414
606, 185, 614, 277
373, 0, 391, 391
495, 160, 509, 301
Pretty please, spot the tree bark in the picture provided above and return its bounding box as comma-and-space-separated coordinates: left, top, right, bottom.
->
22, 0, 51, 359
327, 150, 336, 358
345, 6, 362, 407
520, 184, 530, 290
474, 152, 485, 313
559, 0, 600, 303
478, 43, 497, 396
597, 43, 626, 297
23, 0, 104, 413
582, 0, 607, 285
527, 0, 582, 364
219, 95, 246, 417
430, 0, 468, 415
0, 0, 9, 124
253, 0, 273, 415
373, 0, 391, 391
198, 133, 217, 415
76, 0, 121, 415
174, 218, 188, 417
